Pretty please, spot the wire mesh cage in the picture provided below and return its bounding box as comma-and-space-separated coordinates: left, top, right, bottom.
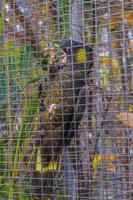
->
0, 0, 133, 199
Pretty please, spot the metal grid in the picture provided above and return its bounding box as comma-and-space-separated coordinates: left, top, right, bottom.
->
0, 0, 133, 199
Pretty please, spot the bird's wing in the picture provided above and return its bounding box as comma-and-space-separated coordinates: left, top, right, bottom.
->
64, 85, 88, 146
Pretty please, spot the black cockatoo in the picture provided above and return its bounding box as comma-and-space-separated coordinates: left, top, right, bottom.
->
32, 40, 93, 199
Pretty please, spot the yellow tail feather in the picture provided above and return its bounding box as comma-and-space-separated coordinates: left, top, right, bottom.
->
36, 147, 60, 172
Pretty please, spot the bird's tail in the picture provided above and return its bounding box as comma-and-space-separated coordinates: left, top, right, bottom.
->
32, 86, 87, 199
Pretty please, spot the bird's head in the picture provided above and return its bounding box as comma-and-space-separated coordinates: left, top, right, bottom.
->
61, 40, 93, 64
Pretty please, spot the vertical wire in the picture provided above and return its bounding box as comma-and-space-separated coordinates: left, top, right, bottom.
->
121, 1, 130, 199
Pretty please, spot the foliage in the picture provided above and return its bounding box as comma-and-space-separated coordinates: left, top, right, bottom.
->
0, 38, 42, 198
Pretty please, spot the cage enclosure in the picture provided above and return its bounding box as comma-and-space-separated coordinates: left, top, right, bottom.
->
0, 0, 133, 200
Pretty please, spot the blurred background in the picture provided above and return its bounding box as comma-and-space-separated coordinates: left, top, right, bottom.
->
0, 0, 133, 199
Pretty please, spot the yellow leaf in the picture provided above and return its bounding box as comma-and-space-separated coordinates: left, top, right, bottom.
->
129, 105, 133, 112
92, 155, 103, 171
100, 56, 110, 65
91, 115, 96, 127
112, 59, 119, 67
92, 155, 116, 179
112, 68, 121, 74
124, 13, 133, 25
105, 155, 116, 161
111, 41, 118, 49
110, 24, 116, 31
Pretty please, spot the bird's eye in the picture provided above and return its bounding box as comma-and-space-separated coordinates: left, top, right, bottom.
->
65, 47, 71, 53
